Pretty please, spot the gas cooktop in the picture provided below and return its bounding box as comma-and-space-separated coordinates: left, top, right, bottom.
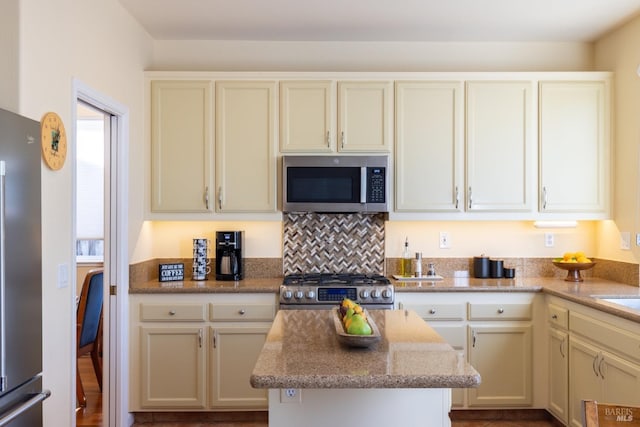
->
282, 272, 391, 286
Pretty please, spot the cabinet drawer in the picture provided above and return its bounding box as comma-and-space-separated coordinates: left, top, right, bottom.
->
140, 303, 207, 321
210, 303, 275, 322
547, 303, 568, 329
404, 303, 466, 321
570, 311, 640, 362
468, 303, 532, 320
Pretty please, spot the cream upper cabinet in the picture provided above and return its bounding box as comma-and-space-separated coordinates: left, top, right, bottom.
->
338, 81, 392, 152
150, 80, 213, 213
465, 81, 534, 213
279, 80, 336, 152
395, 81, 464, 212
539, 80, 611, 216
215, 81, 277, 212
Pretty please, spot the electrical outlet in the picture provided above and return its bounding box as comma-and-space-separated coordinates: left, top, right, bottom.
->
439, 232, 451, 249
621, 232, 631, 250
636, 233, 640, 247
544, 233, 555, 248
280, 388, 301, 403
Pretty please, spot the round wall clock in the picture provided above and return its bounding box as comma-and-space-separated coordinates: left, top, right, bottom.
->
41, 111, 68, 170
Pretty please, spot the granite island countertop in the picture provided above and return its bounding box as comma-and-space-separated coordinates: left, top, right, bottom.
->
250, 309, 481, 389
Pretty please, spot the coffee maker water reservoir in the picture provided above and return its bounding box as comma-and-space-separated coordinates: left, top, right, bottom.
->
215, 231, 244, 281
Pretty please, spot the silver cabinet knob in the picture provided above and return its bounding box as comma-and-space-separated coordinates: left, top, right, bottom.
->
169, 310, 176, 316
238, 309, 246, 315
429, 309, 436, 315
497, 308, 505, 314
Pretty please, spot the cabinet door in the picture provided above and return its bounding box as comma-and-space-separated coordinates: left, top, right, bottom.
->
568, 336, 602, 427
140, 326, 206, 408
209, 326, 270, 409
465, 81, 533, 212
548, 327, 569, 424
395, 81, 464, 211
600, 351, 640, 408
215, 81, 277, 212
338, 81, 392, 152
468, 324, 532, 406
150, 80, 213, 212
539, 80, 610, 214
280, 81, 335, 152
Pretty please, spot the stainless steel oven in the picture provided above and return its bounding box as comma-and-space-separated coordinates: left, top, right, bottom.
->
279, 273, 394, 310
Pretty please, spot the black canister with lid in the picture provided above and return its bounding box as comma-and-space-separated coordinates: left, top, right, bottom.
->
473, 255, 490, 278
490, 259, 504, 278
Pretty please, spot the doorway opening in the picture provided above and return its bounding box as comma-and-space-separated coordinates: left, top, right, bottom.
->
75, 101, 106, 426
73, 79, 131, 427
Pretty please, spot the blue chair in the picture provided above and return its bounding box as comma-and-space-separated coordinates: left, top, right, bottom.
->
76, 269, 104, 407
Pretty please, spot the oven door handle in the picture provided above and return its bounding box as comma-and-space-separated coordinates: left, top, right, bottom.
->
360, 167, 367, 204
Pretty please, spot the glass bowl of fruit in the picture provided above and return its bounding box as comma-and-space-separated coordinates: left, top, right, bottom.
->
552, 252, 595, 282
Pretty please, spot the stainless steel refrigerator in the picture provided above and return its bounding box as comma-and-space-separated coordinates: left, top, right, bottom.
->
0, 108, 50, 426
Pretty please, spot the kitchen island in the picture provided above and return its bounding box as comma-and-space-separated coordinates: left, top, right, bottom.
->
250, 309, 480, 427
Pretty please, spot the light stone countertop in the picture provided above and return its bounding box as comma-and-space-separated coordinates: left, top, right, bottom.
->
250, 309, 481, 389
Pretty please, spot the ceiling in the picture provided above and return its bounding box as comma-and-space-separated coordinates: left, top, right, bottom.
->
119, 0, 640, 42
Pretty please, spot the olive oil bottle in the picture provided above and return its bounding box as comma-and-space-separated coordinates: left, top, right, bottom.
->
400, 237, 412, 277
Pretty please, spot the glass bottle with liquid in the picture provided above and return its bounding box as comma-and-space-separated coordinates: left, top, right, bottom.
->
400, 237, 412, 277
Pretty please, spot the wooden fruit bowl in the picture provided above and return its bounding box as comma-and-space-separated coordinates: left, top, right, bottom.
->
552, 261, 595, 282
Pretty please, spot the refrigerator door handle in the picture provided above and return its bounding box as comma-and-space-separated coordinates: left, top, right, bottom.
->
0, 161, 5, 392
0, 389, 51, 427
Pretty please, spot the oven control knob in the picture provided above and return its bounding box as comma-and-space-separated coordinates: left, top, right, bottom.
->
282, 290, 293, 300
294, 291, 304, 299
371, 290, 381, 299
360, 290, 370, 299
305, 290, 316, 299
382, 289, 393, 299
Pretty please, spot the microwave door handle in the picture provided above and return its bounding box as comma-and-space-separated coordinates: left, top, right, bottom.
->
360, 167, 367, 203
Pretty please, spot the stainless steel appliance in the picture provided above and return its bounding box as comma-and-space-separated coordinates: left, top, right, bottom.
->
279, 273, 394, 310
215, 231, 243, 281
282, 155, 388, 213
0, 108, 50, 426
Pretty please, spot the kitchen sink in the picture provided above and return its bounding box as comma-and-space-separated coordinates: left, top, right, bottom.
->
592, 295, 640, 311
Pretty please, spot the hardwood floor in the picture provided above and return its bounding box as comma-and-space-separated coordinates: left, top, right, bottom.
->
78, 355, 559, 427
76, 355, 103, 427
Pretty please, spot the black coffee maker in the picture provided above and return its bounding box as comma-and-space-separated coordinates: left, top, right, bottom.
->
215, 231, 244, 281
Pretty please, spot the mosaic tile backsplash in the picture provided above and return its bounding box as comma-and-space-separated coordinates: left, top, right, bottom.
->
282, 213, 385, 275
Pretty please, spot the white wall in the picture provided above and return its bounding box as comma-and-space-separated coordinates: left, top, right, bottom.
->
16, 0, 152, 425
150, 40, 594, 72
595, 15, 640, 264
0, 0, 19, 111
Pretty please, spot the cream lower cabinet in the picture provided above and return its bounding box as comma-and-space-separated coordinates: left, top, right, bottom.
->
468, 324, 533, 406
546, 303, 569, 424
140, 326, 207, 408
567, 309, 640, 427
209, 326, 270, 408
396, 292, 540, 409
130, 294, 276, 412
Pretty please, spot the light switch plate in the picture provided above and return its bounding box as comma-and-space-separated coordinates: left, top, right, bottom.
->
621, 232, 631, 250
57, 263, 69, 288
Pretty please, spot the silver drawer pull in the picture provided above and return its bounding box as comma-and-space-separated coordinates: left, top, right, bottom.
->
551, 314, 558, 320
169, 310, 176, 316
429, 309, 436, 315
238, 309, 246, 315
497, 308, 504, 314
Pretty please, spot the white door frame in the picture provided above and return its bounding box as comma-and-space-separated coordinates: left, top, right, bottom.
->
72, 79, 132, 427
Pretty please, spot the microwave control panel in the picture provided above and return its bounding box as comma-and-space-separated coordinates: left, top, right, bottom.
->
367, 167, 386, 203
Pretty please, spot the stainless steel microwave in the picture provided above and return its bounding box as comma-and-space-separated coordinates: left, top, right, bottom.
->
282, 155, 389, 213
